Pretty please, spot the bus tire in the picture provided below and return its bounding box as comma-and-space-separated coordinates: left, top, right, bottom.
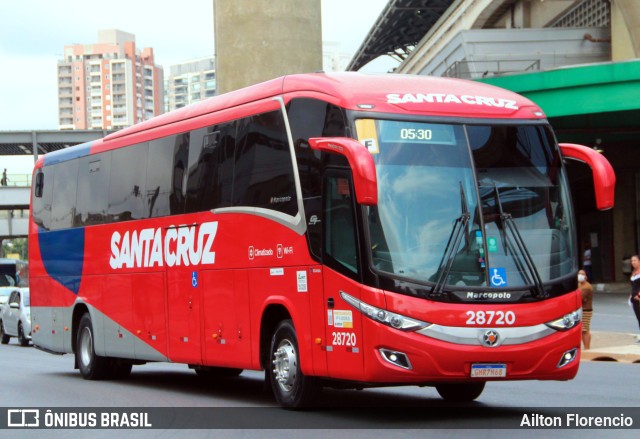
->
76, 313, 112, 380
0, 321, 9, 344
435, 382, 485, 402
268, 319, 319, 409
18, 322, 29, 346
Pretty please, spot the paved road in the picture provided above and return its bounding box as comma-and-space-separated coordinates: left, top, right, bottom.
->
590, 291, 639, 335
0, 339, 638, 437
1, 289, 638, 437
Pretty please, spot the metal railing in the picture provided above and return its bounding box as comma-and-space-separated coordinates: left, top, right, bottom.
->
0, 173, 32, 187
443, 59, 541, 80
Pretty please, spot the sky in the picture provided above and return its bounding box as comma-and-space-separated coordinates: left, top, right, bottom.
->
0, 1, 397, 163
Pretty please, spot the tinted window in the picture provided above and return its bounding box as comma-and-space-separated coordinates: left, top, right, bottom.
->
108, 143, 148, 221
147, 135, 186, 217
75, 154, 111, 226
288, 98, 347, 199
324, 173, 359, 276
32, 168, 53, 230
185, 127, 207, 213
234, 111, 297, 216
287, 98, 348, 259
185, 122, 236, 212
50, 159, 79, 230
170, 134, 189, 215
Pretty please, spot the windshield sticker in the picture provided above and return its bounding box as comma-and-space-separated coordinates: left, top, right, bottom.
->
355, 119, 379, 154
487, 236, 498, 253
362, 138, 378, 154
490, 268, 508, 287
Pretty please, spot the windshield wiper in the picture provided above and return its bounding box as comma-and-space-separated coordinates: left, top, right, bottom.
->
493, 184, 547, 298
432, 182, 470, 296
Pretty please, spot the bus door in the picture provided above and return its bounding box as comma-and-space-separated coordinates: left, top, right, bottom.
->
165, 225, 203, 365
322, 171, 364, 379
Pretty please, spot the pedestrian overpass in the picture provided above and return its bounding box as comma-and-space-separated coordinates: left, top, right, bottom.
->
0, 130, 110, 240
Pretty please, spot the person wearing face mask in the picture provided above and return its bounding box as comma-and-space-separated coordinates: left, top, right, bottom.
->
577, 269, 593, 350
630, 255, 640, 340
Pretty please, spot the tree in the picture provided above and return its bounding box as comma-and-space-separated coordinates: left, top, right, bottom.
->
1, 238, 28, 260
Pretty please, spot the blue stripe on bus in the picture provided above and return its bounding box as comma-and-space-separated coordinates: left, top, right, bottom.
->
38, 227, 85, 295
43, 141, 93, 166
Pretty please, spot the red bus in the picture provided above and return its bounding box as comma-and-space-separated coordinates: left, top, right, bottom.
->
29, 73, 615, 408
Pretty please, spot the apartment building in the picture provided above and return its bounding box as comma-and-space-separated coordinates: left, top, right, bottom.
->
57, 29, 164, 130
164, 57, 215, 112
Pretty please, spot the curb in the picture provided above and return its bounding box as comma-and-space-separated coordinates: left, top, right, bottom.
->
581, 350, 640, 364
578, 331, 640, 363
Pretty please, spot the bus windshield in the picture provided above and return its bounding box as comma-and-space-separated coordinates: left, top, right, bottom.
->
358, 118, 576, 290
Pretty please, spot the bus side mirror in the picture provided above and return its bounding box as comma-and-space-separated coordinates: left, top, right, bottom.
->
559, 143, 616, 211
309, 137, 378, 205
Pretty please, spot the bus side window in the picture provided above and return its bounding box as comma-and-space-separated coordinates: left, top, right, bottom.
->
324, 173, 359, 276
108, 142, 148, 222
185, 121, 236, 212
147, 135, 179, 218
32, 169, 53, 230
170, 133, 189, 215
233, 111, 297, 216
287, 98, 348, 261
76, 154, 111, 226
50, 159, 79, 230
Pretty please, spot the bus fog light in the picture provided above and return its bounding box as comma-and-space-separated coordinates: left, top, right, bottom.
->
557, 348, 578, 368
379, 349, 412, 370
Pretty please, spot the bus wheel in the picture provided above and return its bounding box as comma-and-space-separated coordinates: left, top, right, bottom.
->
0, 321, 9, 344
18, 322, 29, 346
435, 382, 485, 402
195, 367, 243, 380
76, 313, 112, 380
268, 320, 319, 409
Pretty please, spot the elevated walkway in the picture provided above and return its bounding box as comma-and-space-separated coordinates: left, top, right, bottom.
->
0, 177, 30, 239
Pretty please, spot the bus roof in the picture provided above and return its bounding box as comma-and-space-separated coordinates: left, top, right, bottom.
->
36, 73, 544, 168
106, 73, 544, 142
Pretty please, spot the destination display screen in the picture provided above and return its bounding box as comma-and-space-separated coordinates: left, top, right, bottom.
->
378, 120, 456, 145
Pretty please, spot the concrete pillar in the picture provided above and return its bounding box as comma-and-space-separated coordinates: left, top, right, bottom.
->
612, 0, 640, 60
31, 131, 38, 163
214, 0, 322, 94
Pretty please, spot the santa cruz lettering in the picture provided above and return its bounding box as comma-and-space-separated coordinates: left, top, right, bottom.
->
109, 222, 218, 269
386, 93, 519, 110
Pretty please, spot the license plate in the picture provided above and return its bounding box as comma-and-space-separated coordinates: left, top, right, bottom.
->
471, 363, 507, 378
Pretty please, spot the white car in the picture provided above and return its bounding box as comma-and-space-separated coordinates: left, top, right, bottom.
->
0, 288, 31, 346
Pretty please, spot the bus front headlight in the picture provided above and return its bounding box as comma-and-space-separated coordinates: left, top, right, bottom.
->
340, 291, 430, 332
545, 309, 582, 331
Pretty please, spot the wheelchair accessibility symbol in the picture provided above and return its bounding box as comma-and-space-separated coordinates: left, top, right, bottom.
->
192, 271, 198, 288
490, 268, 507, 287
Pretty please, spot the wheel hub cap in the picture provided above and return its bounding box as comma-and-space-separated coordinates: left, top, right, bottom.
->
272, 339, 297, 391
80, 327, 93, 367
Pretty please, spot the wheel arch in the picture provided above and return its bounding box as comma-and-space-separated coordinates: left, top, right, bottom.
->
71, 302, 91, 354
259, 302, 292, 371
